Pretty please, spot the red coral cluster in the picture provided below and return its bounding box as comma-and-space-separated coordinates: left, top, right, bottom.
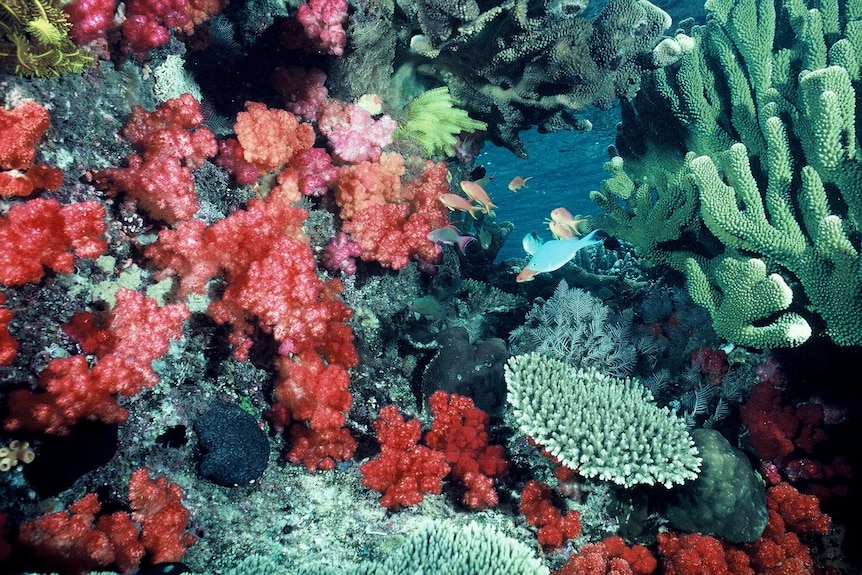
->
3, 289, 189, 434
17, 468, 194, 574
337, 156, 451, 269
424, 390, 509, 509
656, 481, 830, 575
359, 405, 451, 510
89, 94, 217, 224
0, 101, 64, 198
0, 198, 107, 286
741, 356, 853, 500
0, 293, 16, 366
554, 535, 657, 575
361, 392, 508, 510
519, 480, 581, 549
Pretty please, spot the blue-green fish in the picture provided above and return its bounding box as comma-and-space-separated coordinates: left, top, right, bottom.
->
516, 229, 606, 282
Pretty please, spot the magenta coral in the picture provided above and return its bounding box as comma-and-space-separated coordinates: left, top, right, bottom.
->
322, 231, 362, 275
294, 0, 348, 56
64, 0, 117, 44
271, 66, 329, 121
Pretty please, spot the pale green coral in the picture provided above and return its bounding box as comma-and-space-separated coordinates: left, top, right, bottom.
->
505, 352, 701, 488
593, 0, 862, 347
394, 86, 487, 157
293, 521, 547, 575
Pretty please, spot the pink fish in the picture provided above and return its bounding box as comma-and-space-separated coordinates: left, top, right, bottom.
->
549, 207, 591, 237
439, 193, 483, 219
459, 180, 497, 214
507, 176, 532, 192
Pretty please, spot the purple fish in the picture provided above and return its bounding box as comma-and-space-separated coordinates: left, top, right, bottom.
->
428, 224, 477, 255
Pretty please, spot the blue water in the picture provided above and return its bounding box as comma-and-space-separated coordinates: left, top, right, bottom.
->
477, 106, 621, 261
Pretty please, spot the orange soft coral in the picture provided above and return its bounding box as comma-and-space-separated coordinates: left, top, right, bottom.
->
234, 101, 315, 173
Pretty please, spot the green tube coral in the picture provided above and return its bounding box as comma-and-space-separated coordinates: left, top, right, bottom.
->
592, 0, 862, 347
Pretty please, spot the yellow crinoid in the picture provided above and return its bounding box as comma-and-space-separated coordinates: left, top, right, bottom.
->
0, 0, 92, 77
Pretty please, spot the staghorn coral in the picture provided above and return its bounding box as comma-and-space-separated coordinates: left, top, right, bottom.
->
0, 0, 92, 76
592, 0, 862, 347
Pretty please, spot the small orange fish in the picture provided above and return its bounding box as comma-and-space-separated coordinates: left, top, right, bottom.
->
439, 193, 483, 219
459, 180, 498, 214
508, 176, 532, 192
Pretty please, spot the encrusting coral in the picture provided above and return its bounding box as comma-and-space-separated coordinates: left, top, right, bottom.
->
592, 0, 862, 347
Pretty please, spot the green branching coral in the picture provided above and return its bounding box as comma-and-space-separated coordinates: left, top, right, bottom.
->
0, 0, 91, 77
592, 0, 862, 347
394, 86, 487, 157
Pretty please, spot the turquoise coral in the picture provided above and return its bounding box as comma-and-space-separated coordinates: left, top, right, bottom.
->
592, 0, 862, 347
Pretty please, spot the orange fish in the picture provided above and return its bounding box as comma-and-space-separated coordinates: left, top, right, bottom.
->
507, 176, 532, 192
459, 180, 497, 214
439, 193, 483, 219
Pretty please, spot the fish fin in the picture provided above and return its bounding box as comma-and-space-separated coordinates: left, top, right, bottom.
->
457, 236, 476, 255
522, 232, 543, 256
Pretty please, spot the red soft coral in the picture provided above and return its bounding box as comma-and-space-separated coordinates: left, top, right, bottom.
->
657, 532, 752, 575
0, 101, 64, 198
361, 405, 451, 510
0, 198, 107, 286
424, 391, 508, 509
4, 289, 188, 434
0, 292, 18, 365
17, 469, 193, 574
519, 480, 581, 548
128, 468, 196, 564
89, 95, 216, 224
556, 536, 658, 575
339, 158, 450, 269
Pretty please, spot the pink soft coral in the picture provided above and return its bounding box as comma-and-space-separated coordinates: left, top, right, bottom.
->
317, 99, 397, 164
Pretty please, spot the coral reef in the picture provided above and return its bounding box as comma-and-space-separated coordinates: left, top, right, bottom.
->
592, 0, 862, 347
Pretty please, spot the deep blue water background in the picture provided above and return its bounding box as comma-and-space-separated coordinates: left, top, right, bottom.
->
477, 106, 620, 261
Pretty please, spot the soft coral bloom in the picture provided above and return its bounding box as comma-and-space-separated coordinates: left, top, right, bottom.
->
0, 198, 107, 286
89, 95, 217, 224
0, 101, 64, 198
3, 289, 189, 434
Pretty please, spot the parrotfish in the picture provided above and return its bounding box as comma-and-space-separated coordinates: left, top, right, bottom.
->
516, 229, 606, 282
428, 224, 477, 255
459, 180, 498, 214
507, 176, 532, 192
439, 193, 483, 219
